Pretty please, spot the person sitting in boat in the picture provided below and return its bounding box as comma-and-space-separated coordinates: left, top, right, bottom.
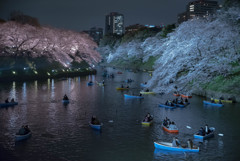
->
219, 96, 224, 100
172, 99, 176, 103
17, 125, 26, 135
5, 98, 9, 103
172, 137, 181, 147
198, 127, 205, 136
187, 139, 193, 149
205, 124, 211, 134
179, 100, 184, 105
169, 122, 177, 130
91, 116, 100, 125
63, 94, 69, 100
144, 113, 153, 122
163, 119, 167, 126
139, 93, 142, 96
219, 100, 222, 104
165, 100, 169, 105
145, 89, 150, 92
126, 86, 129, 88
24, 125, 30, 134
185, 98, 188, 103
144, 82, 147, 84
11, 98, 15, 103
211, 99, 215, 103
166, 118, 171, 127
121, 84, 124, 88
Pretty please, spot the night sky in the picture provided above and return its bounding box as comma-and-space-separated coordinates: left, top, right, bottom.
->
0, 0, 223, 32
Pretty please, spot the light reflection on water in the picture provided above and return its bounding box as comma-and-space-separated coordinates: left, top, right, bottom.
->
0, 67, 239, 161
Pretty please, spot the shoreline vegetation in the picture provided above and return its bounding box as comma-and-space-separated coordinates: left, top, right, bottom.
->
98, 4, 240, 102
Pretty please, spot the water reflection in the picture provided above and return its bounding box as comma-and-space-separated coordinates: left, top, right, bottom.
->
51, 79, 55, 99
10, 81, 16, 100
22, 82, 27, 101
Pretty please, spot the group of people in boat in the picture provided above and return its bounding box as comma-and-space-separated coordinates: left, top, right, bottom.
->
172, 137, 194, 149
5, 98, 15, 103
165, 97, 188, 106
17, 125, 31, 135
91, 116, 100, 125
143, 113, 153, 122
197, 124, 212, 136
163, 117, 177, 129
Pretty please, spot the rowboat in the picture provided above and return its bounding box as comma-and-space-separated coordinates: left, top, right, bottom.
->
173, 102, 189, 108
194, 127, 215, 140
62, 99, 69, 103
140, 91, 155, 95
116, 87, 129, 90
159, 104, 176, 109
180, 94, 192, 98
15, 131, 32, 141
89, 122, 103, 130
142, 120, 153, 126
87, 82, 94, 86
124, 94, 144, 99
162, 124, 179, 133
203, 101, 224, 107
211, 98, 233, 103
0, 102, 18, 107
154, 142, 199, 152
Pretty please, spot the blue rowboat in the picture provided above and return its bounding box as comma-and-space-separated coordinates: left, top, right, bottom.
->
89, 122, 103, 130
0, 102, 18, 107
15, 131, 32, 141
87, 82, 94, 86
62, 100, 69, 103
194, 127, 215, 140
154, 142, 199, 152
124, 94, 144, 99
159, 104, 176, 109
203, 101, 223, 107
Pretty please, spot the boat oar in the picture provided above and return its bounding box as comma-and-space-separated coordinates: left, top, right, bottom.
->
186, 125, 224, 136
186, 126, 192, 129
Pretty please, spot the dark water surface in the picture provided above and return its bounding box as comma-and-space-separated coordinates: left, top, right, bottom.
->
0, 67, 239, 161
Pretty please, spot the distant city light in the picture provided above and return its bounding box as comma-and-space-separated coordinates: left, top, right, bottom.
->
12, 71, 16, 74
34, 71, 38, 74
24, 67, 26, 70
47, 72, 51, 76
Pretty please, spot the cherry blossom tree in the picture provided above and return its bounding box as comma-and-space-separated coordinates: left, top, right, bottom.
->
99, 7, 240, 94
0, 21, 101, 68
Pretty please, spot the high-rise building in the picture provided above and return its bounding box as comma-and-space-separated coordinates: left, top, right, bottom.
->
178, 0, 220, 24
105, 12, 124, 35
